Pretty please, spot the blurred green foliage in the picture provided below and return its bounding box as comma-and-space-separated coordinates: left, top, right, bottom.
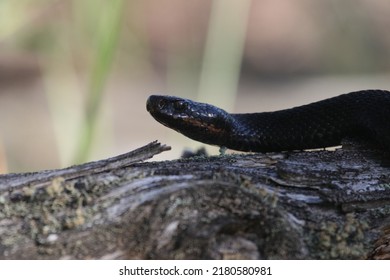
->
0, 0, 390, 172
73, 0, 125, 163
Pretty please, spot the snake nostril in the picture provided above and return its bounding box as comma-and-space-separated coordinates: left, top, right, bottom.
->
157, 99, 167, 110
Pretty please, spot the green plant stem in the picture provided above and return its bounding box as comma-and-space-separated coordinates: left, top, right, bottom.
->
73, 0, 124, 164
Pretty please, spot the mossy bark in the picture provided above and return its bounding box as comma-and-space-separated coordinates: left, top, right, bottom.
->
0, 141, 389, 259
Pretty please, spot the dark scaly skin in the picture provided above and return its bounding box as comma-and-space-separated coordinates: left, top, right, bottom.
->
146, 90, 390, 152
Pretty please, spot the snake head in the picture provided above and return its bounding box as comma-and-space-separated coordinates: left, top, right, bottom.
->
147, 95, 233, 146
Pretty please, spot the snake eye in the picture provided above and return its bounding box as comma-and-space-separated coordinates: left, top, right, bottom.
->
173, 100, 187, 111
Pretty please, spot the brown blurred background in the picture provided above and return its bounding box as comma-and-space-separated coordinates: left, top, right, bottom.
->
0, 0, 390, 172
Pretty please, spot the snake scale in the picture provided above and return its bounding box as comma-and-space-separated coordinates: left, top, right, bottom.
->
146, 90, 390, 152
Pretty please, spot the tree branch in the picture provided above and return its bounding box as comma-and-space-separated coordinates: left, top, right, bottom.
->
0, 141, 389, 259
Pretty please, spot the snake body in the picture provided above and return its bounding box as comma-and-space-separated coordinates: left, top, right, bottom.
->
146, 90, 390, 152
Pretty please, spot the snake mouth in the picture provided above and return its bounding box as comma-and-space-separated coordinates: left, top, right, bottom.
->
181, 118, 225, 134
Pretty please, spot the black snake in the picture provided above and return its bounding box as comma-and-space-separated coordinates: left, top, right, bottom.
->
146, 90, 390, 152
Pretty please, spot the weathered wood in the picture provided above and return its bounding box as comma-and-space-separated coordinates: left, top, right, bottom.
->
0, 141, 389, 259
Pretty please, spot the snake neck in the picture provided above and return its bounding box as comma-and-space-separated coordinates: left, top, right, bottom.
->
226, 92, 377, 152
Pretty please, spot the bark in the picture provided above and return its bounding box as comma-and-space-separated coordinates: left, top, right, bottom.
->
0, 140, 389, 259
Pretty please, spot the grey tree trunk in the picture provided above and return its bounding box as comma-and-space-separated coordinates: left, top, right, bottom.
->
0, 141, 389, 259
